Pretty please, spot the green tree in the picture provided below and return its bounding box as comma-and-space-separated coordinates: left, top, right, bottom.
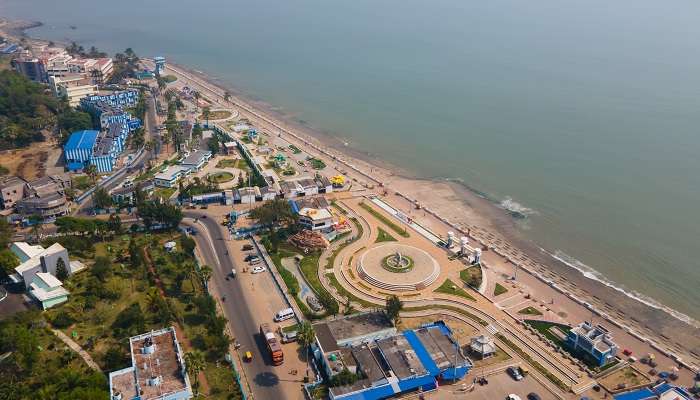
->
385, 295, 403, 326
85, 164, 98, 184
92, 256, 111, 282
55, 257, 68, 281
202, 106, 211, 127
198, 264, 212, 287
0, 249, 19, 277
92, 187, 112, 209
184, 351, 205, 394
107, 214, 122, 234
249, 198, 297, 233
128, 238, 142, 268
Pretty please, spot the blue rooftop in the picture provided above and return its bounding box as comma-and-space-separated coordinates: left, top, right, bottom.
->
65, 130, 99, 151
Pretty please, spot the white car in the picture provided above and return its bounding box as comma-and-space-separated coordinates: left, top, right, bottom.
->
251, 266, 266, 274
506, 395, 522, 400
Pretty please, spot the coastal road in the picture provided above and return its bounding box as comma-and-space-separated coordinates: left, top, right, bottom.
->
182, 212, 294, 400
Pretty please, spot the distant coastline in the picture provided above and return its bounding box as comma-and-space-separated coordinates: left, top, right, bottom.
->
3, 15, 699, 369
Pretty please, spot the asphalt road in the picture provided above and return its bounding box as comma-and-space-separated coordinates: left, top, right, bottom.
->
182, 212, 289, 400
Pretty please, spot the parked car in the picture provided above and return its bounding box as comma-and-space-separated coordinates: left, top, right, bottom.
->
244, 254, 259, 262
526, 393, 541, 400
244, 351, 253, 361
506, 395, 522, 400
251, 266, 266, 274
242, 244, 254, 251
281, 331, 298, 343
249, 258, 262, 266
507, 366, 524, 381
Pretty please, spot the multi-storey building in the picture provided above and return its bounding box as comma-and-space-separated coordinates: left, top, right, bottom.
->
566, 321, 619, 367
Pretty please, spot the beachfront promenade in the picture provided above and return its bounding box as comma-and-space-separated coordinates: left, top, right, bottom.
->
147, 60, 698, 392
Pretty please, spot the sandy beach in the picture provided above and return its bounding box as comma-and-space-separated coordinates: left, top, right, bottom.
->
2, 16, 698, 378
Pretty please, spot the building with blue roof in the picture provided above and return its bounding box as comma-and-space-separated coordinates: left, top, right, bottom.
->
64, 90, 142, 173
613, 382, 693, 400
312, 313, 472, 400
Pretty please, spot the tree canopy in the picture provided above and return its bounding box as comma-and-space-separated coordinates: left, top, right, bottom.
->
249, 198, 297, 231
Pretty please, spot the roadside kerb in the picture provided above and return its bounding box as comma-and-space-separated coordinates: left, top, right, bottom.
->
251, 236, 303, 325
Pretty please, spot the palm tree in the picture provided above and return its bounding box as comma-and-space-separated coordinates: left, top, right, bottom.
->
85, 164, 98, 184
298, 321, 316, 379
198, 265, 212, 288
193, 91, 200, 113
184, 351, 205, 395
202, 106, 211, 127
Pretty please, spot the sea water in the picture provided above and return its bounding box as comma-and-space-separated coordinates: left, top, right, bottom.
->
2, 0, 700, 321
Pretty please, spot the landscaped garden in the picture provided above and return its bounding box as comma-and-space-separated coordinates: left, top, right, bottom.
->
198, 110, 232, 121
207, 171, 234, 183
518, 306, 543, 316
493, 282, 508, 296
375, 227, 397, 243
460, 264, 482, 288
434, 278, 476, 301
307, 157, 326, 170
359, 201, 410, 238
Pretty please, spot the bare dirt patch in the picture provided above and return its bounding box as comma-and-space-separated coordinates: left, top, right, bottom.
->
0, 141, 51, 180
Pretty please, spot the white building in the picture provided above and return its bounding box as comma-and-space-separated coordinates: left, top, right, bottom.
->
154, 166, 191, 188
180, 150, 212, 172
9, 242, 78, 309
49, 74, 98, 107
298, 207, 334, 231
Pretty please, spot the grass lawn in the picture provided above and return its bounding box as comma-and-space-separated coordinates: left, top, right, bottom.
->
524, 320, 571, 347
493, 282, 508, 296
434, 279, 476, 301
154, 187, 176, 200
518, 306, 543, 316
215, 158, 238, 168
162, 74, 177, 83
496, 333, 568, 391
459, 265, 482, 288
307, 157, 326, 170
471, 345, 512, 368
288, 144, 302, 154
375, 227, 397, 243
208, 171, 234, 183
199, 110, 233, 121
359, 202, 409, 238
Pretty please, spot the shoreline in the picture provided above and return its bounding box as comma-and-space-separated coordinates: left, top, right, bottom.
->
4, 18, 699, 371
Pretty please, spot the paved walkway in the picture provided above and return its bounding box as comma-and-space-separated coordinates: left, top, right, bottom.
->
52, 329, 101, 371
317, 197, 593, 399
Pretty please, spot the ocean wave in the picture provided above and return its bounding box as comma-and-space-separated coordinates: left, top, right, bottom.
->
550, 250, 700, 330
499, 197, 536, 218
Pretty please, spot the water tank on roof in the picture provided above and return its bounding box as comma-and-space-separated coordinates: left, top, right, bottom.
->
143, 336, 156, 354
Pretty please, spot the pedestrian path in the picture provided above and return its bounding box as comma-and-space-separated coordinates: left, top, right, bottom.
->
52, 329, 101, 371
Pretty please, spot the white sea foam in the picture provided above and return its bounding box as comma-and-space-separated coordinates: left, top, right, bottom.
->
499, 197, 536, 217
549, 249, 700, 330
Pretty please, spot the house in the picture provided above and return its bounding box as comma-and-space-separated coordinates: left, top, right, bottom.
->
154, 166, 191, 188
0, 176, 27, 209
29, 272, 70, 309
312, 313, 471, 400
566, 321, 619, 367
296, 178, 319, 196
109, 327, 193, 400
260, 186, 278, 201
110, 180, 155, 205
15, 175, 71, 221
315, 176, 334, 194
223, 141, 238, 155
291, 196, 334, 232
9, 241, 76, 309
180, 150, 212, 172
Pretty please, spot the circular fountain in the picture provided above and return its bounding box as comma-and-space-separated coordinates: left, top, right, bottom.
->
357, 244, 440, 291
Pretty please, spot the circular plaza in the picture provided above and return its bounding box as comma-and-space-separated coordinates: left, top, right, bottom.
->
357, 244, 440, 291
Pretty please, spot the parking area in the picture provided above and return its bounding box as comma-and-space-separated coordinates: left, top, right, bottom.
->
0, 284, 30, 319
429, 371, 557, 400
225, 237, 308, 391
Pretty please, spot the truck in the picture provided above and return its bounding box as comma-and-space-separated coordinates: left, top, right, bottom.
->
260, 323, 284, 366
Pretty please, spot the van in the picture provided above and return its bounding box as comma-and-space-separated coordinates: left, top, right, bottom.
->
274, 308, 295, 322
